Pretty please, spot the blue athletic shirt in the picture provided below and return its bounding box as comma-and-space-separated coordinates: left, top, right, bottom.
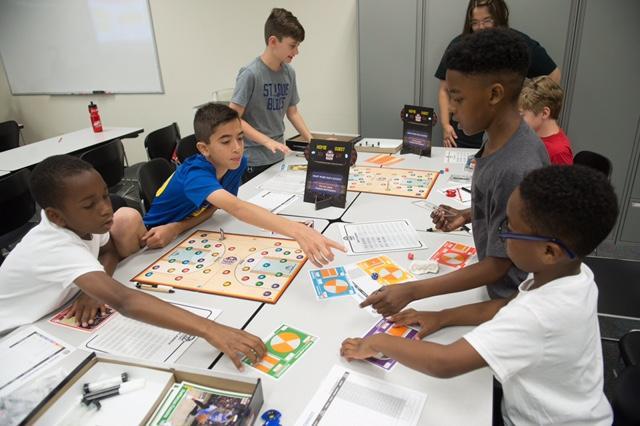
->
143, 154, 247, 227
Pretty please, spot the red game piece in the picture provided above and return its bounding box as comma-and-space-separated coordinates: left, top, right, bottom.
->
445, 167, 449, 172
446, 189, 457, 197
408, 252, 414, 260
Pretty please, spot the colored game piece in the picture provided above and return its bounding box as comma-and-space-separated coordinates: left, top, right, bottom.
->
347, 166, 439, 199
446, 189, 457, 197
244, 324, 317, 379
132, 230, 307, 304
445, 167, 449, 172
261, 409, 282, 426
439, 169, 445, 175
371, 272, 379, 280
407, 252, 414, 260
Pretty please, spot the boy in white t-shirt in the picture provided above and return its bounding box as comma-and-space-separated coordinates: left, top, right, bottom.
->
0, 155, 266, 370
341, 165, 616, 425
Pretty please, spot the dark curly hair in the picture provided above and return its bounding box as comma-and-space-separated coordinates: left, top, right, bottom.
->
445, 28, 530, 101
519, 165, 618, 258
30, 155, 95, 209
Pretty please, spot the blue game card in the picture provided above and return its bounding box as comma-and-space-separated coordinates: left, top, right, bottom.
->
308, 266, 355, 300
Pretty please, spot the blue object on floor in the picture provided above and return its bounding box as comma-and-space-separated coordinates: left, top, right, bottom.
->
261, 409, 282, 426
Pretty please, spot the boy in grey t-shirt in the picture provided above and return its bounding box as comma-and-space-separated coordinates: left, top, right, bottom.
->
230, 8, 312, 183
361, 29, 550, 316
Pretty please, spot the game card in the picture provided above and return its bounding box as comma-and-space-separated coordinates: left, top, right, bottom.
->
363, 318, 419, 371
49, 304, 115, 332
309, 266, 355, 300
355, 255, 414, 285
429, 241, 477, 269
364, 154, 404, 166
244, 324, 317, 379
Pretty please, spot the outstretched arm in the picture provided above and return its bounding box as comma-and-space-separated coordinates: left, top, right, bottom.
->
229, 102, 291, 155
208, 189, 344, 266
74, 271, 266, 370
286, 105, 312, 141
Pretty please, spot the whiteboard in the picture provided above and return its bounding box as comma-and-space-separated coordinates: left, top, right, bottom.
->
0, 0, 163, 94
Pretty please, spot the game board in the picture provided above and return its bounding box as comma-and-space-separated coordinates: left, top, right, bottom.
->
132, 230, 307, 304
347, 166, 439, 198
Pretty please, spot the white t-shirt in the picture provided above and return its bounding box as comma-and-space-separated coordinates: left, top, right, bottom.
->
464, 264, 612, 426
0, 211, 109, 334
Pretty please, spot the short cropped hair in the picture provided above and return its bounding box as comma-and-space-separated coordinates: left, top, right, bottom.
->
519, 76, 564, 120
194, 103, 240, 144
264, 8, 305, 44
30, 155, 95, 209
519, 165, 618, 258
463, 0, 510, 34
445, 28, 530, 102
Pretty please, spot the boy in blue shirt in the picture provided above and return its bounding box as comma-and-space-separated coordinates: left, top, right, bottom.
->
142, 103, 343, 267
342, 165, 615, 425
230, 8, 312, 182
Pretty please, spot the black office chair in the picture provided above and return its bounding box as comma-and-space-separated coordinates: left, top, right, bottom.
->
574, 151, 612, 179
0, 169, 37, 261
0, 120, 20, 152
80, 139, 137, 202
137, 158, 174, 213
612, 330, 640, 425
145, 122, 181, 163
176, 134, 199, 164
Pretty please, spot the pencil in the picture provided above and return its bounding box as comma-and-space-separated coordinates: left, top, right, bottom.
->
135, 283, 175, 293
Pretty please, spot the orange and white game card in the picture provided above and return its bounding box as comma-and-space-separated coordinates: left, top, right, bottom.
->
429, 241, 477, 269
364, 154, 404, 166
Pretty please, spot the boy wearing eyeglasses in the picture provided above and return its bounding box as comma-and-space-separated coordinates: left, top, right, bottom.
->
343, 165, 616, 425
362, 29, 549, 316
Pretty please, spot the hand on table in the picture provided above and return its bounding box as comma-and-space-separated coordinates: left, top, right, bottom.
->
206, 323, 267, 371
340, 336, 378, 361
66, 292, 108, 328
360, 284, 415, 317
142, 223, 180, 249
431, 205, 467, 232
388, 308, 443, 339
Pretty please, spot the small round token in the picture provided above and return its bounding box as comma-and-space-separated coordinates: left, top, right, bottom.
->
408, 252, 414, 260
371, 272, 379, 280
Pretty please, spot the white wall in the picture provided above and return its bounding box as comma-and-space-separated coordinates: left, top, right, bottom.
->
1, 0, 359, 163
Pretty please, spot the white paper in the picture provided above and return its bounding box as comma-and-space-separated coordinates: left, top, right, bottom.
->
257, 170, 306, 195
338, 220, 424, 255
34, 361, 174, 426
247, 190, 298, 213
295, 365, 427, 426
0, 326, 74, 397
444, 150, 472, 164
82, 302, 220, 364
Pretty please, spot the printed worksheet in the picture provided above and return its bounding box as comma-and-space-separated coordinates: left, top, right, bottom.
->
338, 220, 424, 255
295, 365, 426, 426
0, 326, 74, 397
82, 302, 219, 363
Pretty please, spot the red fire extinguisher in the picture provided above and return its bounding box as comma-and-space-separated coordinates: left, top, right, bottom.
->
88, 101, 103, 133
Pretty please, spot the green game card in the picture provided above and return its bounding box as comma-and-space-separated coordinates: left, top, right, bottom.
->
244, 324, 317, 379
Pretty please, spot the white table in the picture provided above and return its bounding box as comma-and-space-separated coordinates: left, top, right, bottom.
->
0, 127, 143, 172
342, 146, 478, 230
31, 213, 329, 370
238, 153, 361, 221
211, 223, 492, 425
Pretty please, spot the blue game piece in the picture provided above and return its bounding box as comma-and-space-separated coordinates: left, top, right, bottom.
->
261, 409, 282, 426
439, 169, 444, 174
371, 272, 379, 280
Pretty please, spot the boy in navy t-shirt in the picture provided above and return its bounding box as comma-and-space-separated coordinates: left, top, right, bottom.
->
142, 103, 343, 267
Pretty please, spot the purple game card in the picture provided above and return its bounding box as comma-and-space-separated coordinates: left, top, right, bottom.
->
363, 318, 419, 371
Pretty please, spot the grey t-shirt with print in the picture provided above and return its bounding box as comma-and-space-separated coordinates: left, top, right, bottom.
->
231, 57, 300, 167
471, 120, 550, 299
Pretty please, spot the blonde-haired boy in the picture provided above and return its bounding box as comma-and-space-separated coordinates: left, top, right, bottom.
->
519, 76, 574, 165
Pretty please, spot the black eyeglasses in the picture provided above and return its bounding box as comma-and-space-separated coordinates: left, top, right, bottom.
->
498, 218, 576, 259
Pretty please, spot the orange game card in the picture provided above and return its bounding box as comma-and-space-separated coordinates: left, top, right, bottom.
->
429, 241, 477, 269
